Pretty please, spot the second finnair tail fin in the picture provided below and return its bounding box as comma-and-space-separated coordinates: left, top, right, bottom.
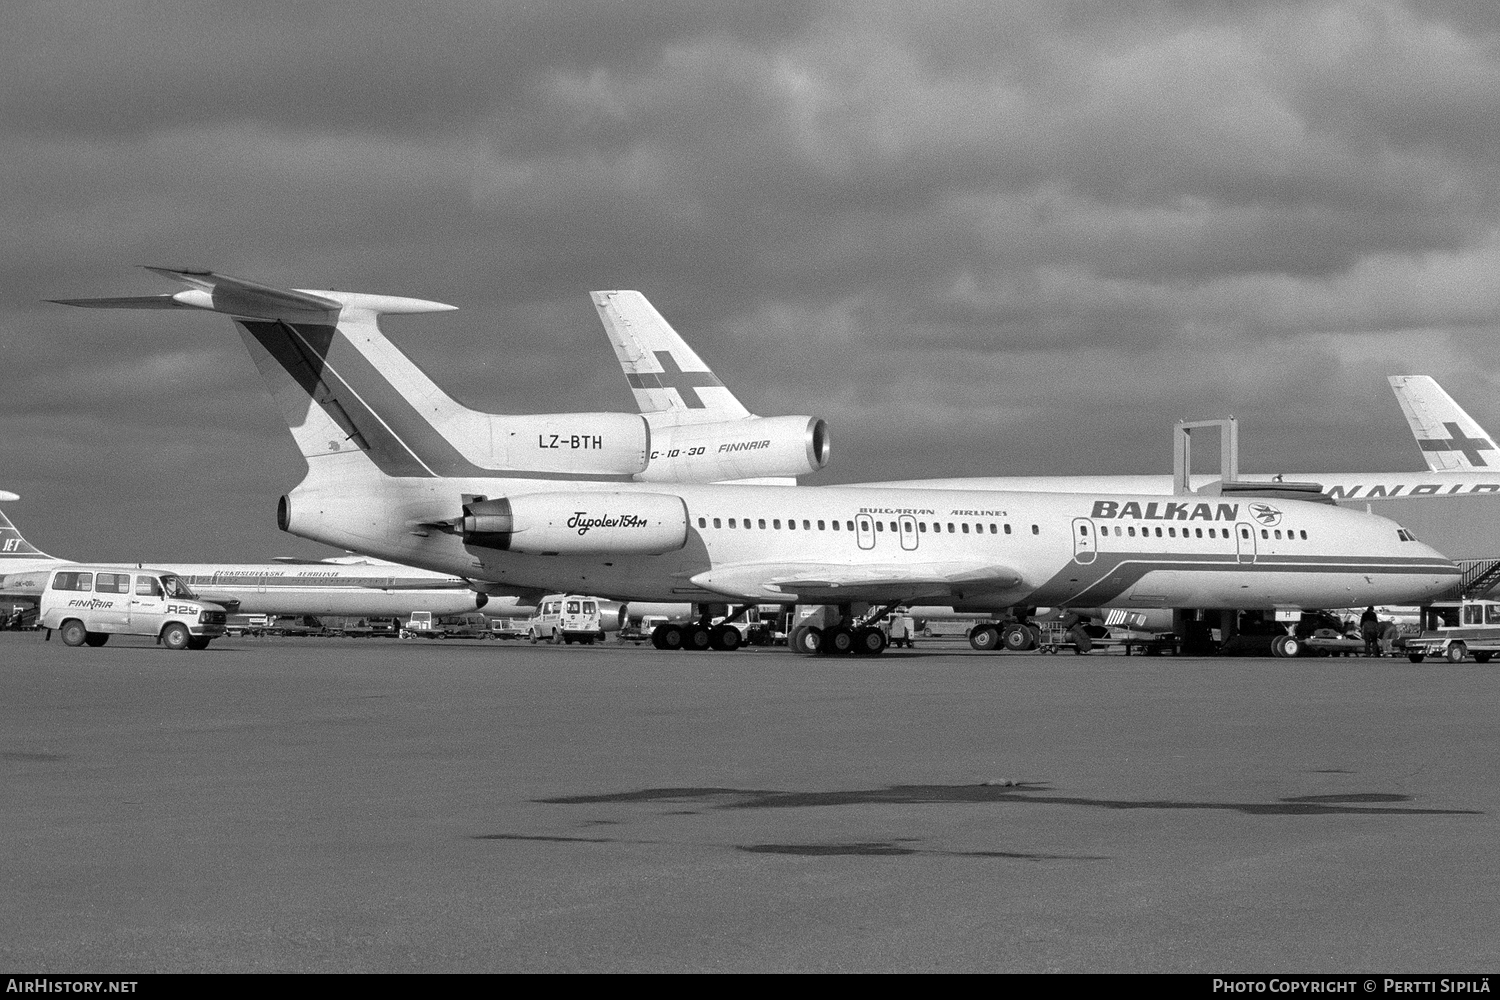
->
1388, 375, 1499, 471
591, 290, 751, 424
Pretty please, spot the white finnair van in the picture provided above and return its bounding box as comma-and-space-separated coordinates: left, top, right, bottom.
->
39, 566, 228, 650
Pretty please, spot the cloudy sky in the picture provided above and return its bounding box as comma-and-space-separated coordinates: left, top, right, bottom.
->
5, 0, 1500, 562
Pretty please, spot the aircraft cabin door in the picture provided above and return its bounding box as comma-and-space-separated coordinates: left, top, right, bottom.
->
1072, 518, 1097, 564
898, 515, 918, 551
1236, 523, 1256, 564
856, 515, 875, 550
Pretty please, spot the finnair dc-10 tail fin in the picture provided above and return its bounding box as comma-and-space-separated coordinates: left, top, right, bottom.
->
592, 290, 751, 423
591, 290, 831, 483
1388, 375, 1499, 471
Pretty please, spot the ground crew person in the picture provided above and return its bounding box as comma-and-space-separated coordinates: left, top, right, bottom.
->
1360, 606, 1381, 657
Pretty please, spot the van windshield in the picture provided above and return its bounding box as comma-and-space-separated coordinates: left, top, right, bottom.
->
161, 575, 196, 599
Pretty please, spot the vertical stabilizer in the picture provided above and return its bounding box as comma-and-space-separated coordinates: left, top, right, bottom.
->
1388, 375, 1499, 471
0, 494, 63, 570
55, 270, 651, 481
591, 290, 751, 424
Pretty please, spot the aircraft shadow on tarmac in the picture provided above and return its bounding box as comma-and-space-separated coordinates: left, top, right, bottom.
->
473, 787, 1478, 861
531, 784, 1482, 817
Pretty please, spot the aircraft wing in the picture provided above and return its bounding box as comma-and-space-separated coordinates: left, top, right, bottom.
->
687, 561, 1026, 602
591, 290, 751, 424
1389, 375, 1499, 471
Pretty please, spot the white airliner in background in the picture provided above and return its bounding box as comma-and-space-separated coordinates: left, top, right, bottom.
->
1388, 375, 1499, 472
589, 289, 1500, 506
0, 495, 506, 618
54, 270, 1459, 654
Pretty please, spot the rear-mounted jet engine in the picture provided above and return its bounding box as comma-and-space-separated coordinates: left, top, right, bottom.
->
459, 492, 690, 555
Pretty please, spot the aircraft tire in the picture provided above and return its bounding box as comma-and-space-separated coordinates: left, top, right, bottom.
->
1282, 636, 1303, 658
789, 626, 821, 655
1269, 635, 1288, 658
83, 633, 110, 647
60, 620, 88, 647
1000, 625, 1032, 652
823, 626, 855, 655
969, 625, 1001, 652
161, 623, 190, 651
683, 625, 713, 651
710, 624, 742, 651
1446, 643, 1467, 663
853, 627, 887, 655
653, 624, 683, 650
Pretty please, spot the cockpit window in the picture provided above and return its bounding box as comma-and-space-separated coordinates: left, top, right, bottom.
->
161, 575, 196, 599
1397, 528, 1418, 542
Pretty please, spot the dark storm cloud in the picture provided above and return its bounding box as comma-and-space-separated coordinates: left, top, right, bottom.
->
4, 1, 1500, 559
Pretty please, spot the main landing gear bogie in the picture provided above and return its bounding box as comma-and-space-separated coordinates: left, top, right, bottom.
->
649, 622, 744, 652
787, 625, 889, 656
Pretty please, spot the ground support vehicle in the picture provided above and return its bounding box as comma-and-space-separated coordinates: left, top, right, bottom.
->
488, 618, 528, 640
1404, 599, 1500, 663
528, 595, 603, 645
1034, 621, 1114, 655
39, 566, 227, 651
1269, 629, 1365, 658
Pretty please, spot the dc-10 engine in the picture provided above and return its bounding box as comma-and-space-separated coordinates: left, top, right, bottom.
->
460, 492, 689, 555
635, 415, 831, 483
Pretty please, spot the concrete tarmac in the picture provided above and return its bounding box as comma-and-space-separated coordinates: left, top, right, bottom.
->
1, 632, 1496, 973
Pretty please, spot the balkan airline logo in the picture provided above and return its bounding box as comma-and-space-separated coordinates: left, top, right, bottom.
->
1091, 500, 1240, 521
1248, 502, 1283, 527
567, 512, 650, 535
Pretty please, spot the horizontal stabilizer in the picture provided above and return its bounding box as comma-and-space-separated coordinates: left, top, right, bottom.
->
53, 267, 456, 321
1208, 481, 1336, 504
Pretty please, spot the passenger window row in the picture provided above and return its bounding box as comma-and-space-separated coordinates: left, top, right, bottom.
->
693, 517, 1041, 535
1091, 525, 1310, 540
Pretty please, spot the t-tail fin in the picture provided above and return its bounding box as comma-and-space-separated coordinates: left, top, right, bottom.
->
591, 290, 751, 424
1388, 375, 1499, 471
0, 493, 61, 565
55, 270, 650, 481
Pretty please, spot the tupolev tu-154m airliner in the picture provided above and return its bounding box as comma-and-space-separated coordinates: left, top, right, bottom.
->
54, 270, 1460, 654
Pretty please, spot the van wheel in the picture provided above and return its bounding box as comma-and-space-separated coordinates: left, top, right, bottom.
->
60, 620, 89, 647
1446, 643, 1467, 663
83, 633, 110, 647
161, 623, 191, 651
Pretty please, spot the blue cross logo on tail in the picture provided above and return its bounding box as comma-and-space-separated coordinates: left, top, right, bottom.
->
1418, 422, 1497, 467
625, 351, 724, 409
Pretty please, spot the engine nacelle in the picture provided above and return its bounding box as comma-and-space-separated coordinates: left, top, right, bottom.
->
460, 492, 689, 555
478, 413, 650, 475
634, 415, 830, 483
